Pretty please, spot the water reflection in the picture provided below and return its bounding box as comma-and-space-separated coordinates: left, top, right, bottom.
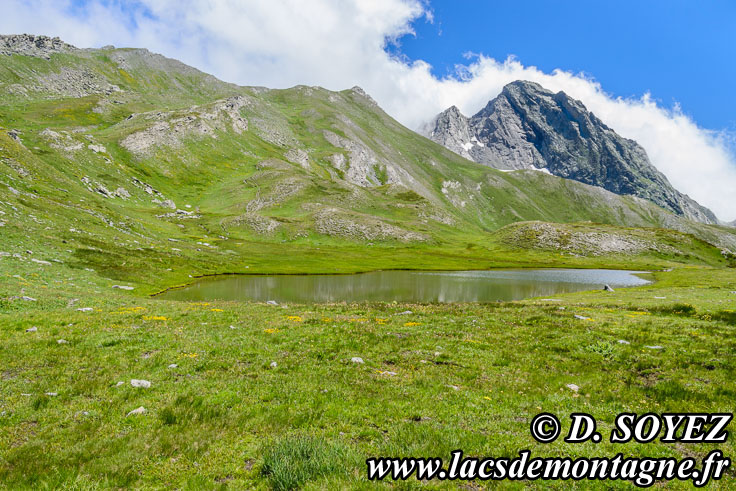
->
158, 269, 650, 303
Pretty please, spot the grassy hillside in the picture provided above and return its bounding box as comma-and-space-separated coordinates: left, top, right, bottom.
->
2, 43, 736, 282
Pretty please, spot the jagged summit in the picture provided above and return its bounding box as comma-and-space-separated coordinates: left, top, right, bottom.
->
0, 34, 76, 59
423, 80, 718, 224
348, 85, 379, 106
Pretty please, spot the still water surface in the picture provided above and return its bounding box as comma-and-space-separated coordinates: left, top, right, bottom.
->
158, 269, 650, 303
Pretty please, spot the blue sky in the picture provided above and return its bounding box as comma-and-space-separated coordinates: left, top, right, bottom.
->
393, 0, 736, 131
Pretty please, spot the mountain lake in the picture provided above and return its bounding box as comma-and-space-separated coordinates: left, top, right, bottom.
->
157, 269, 651, 303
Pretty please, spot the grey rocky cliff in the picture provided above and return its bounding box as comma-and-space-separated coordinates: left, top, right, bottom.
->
423, 80, 718, 224
0, 34, 76, 59
420, 106, 473, 160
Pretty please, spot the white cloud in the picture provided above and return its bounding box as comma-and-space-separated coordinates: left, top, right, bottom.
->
2, 0, 735, 220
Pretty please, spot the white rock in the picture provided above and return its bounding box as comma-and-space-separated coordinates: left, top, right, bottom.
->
126, 406, 146, 417
383, 371, 397, 376
351, 357, 364, 364
566, 384, 580, 392
77, 307, 93, 312
645, 345, 663, 350
88, 143, 107, 153
112, 285, 134, 290
397, 310, 413, 315
114, 187, 130, 199
270, 361, 277, 368
574, 315, 591, 320
19, 296, 37, 301
45, 392, 58, 397
115, 381, 125, 387
168, 364, 178, 369
617, 340, 630, 345
130, 379, 151, 388
25, 326, 38, 332
266, 300, 278, 306
31, 258, 51, 265
229, 325, 237, 329
447, 385, 459, 390
57, 339, 68, 344
654, 296, 666, 299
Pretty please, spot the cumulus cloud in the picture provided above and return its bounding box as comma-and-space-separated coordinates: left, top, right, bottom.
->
2, 0, 735, 220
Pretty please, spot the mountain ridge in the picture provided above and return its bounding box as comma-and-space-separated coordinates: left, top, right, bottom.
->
422, 80, 718, 225
1, 34, 735, 274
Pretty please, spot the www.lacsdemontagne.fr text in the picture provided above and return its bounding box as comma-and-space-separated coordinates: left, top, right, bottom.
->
367, 450, 730, 487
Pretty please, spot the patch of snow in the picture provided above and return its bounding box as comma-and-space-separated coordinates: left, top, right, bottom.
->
530, 166, 553, 175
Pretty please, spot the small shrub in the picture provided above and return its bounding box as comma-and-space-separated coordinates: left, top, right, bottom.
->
585, 340, 615, 358
159, 407, 177, 425
100, 337, 121, 347
31, 396, 49, 411
395, 190, 424, 202
261, 435, 353, 490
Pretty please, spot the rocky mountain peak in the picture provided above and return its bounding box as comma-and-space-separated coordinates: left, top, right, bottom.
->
423, 80, 718, 224
349, 86, 378, 106
420, 105, 472, 159
501, 79, 545, 96
0, 34, 76, 59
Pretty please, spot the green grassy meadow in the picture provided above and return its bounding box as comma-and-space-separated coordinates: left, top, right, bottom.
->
1, 244, 735, 488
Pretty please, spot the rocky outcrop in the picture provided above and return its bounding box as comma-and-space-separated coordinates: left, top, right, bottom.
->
424, 80, 718, 224
499, 221, 678, 256
0, 34, 75, 59
314, 207, 427, 242
34, 67, 121, 98
322, 129, 419, 189
120, 96, 249, 155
